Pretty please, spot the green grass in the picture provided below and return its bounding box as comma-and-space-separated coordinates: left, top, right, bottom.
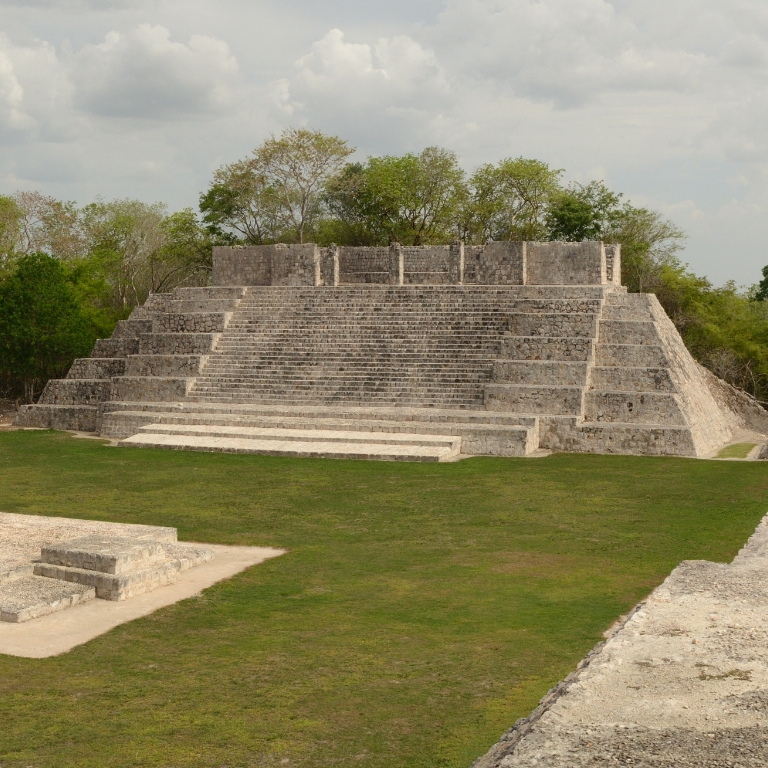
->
0, 431, 767, 768
716, 442, 757, 459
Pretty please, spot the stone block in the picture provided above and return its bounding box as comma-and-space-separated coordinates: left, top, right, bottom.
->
110, 377, 192, 402
92, 338, 140, 358
0, 576, 95, 622
139, 333, 219, 355
67, 358, 126, 379
40, 536, 166, 575
37, 379, 111, 405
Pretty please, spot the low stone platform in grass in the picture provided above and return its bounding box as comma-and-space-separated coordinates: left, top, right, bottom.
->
0, 512, 213, 621
120, 422, 463, 461
0, 512, 285, 655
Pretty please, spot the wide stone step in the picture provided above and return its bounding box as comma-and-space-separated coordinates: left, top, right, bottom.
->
574, 422, 695, 456
499, 336, 594, 361
584, 391, 685, 424
484, 384, 584, 415
600, 304, 652, 321
492, 360, 588, 386
507, 313, 597, 338
167, 299, 242, 313
38, 379, 111, 406
34, 543, 213, 601
105, 401, 536, 424
186, 395, 483, 407
125, 355, 207, 377
590, 366, 675, 392
101, 410, 536, 456
0, 576, 95, 623
92, 338, 140, 358
173, 287, 246, 300
139, 333, 219, 355
112, 318, 154, 338
120, 431, 461, 462
67, 358, 126, 380
111, 377, 192, 402
154, 312, 231, 334
14, 404, 100, 431
594, 343, 667, 368
598, 320, 658, 345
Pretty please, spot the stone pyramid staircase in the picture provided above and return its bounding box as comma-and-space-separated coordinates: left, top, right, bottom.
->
15, 280, 738, 459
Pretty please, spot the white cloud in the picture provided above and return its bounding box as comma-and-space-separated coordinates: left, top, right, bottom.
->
3, 2, 768, 284
70, 24, 239, 119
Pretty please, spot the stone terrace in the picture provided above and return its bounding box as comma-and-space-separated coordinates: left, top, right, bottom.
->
15, 240, 751, 460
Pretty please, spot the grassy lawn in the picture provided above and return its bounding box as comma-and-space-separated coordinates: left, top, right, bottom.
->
716, 442, 757, 459
1, 431, 767, 768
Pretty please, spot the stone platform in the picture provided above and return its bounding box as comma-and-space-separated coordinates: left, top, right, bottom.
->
472, 515, 768, 767
15, 241, 768, 459
0, 512, 212, 622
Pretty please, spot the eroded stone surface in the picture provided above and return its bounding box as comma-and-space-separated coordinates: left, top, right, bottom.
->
472, 515, 768, 767
0, 576, 95, 622
41, 536, 167, 575
0, 513, 212, 617
0, 512, 176, 586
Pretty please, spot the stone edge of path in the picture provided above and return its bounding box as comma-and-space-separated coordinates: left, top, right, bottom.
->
471, 511, 768, 767
0, 543, 285, 658
469, 603, 647, 768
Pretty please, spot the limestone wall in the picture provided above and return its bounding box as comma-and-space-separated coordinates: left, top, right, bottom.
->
212, 244, 319, 286
645, 294, 735, 455
526, 242, 606, 285
211, 241, 620, 287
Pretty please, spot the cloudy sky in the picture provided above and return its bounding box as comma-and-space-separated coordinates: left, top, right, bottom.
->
1, 0, 768, 285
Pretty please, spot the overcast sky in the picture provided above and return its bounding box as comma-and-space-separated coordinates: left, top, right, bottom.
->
1, 0, 768, 286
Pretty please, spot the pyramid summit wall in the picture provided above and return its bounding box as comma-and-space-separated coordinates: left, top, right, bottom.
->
211, 241, 622, 288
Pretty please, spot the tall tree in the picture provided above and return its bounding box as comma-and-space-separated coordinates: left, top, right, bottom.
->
466, 158, 562, 243
81, 198, 168, 310
0, 253, 92, 402
545, 181, 623, 242
325, 148, 467, 245
202, 128, 354, 244
606, 206, 686, 293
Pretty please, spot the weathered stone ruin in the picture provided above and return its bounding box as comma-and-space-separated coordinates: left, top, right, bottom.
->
0, 512, 212, 623
15, 241, 767, 460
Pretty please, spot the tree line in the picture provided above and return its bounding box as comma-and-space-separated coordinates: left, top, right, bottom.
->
2, 127, 768, 404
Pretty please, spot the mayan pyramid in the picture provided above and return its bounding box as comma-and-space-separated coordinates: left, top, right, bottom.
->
16, 241, 766, 460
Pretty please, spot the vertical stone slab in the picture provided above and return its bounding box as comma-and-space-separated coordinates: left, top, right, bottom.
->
605, 243, 621, 285
389, 243, 404, 286
449, 241, 465, 284
475, 241, 526, 284
526, 242, 606, 285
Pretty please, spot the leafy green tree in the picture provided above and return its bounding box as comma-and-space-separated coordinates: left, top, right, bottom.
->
202, 128, 354, 244
465, 158, 562, 242
545, 181, 623, 241
200, 159, 284, 244
0, 195, 22, 278
753, 265, 768, 302
605, 206, 686, 293
325, 147, 467, 245
81, 198, 168, 310
159, 208, 220, 280
0, 253, 93, 402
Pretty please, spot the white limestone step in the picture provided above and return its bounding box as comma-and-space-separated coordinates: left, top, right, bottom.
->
0, 575, 95, 623
120, 430, 461, 462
